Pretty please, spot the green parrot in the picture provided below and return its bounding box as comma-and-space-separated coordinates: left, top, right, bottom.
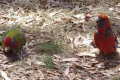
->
0, 27, 26, 53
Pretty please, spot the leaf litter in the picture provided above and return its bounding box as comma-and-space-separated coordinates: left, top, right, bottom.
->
0, 0, 119, 80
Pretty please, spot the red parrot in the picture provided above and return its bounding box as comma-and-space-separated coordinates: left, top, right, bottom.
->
92, 14, 118, 54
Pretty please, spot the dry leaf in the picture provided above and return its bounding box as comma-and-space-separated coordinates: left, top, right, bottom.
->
73, 13, 85, 19
95, 63, 105, 69
115, 17, 120, 20
47, 76, 60, 80
78, 32, 92, 47
1, 64, 15, 70
49, 11, 61, 17
70, 43, 74, 49
90, 48, 99, 54
117, 48, 120, 53
64, 66, 70, 76
114, 64, 120, 71
76, 52, 96, 57
84, 14, 91, 22
53, 55, 62, 59
0, 70, 11, 80
117, 3, 120, 6
37, 70, 44, 79
100, 70, 115, 77
46, 70, 60, 76
0, 31, 6, 35
72, 62, 85, 69
62, 58, 78, 62
74, 5, 81, 12
109, 7, 114, 11
74, 33, 81, 46
34, 61, 45, 65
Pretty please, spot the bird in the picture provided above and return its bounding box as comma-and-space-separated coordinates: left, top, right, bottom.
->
0, 27, 26, 53
92, 14, 118, 54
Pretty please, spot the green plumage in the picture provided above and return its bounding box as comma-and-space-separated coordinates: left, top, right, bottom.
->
0, 27, 26, 52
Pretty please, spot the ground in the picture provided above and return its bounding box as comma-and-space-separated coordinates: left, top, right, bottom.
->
0, 0, 120, 80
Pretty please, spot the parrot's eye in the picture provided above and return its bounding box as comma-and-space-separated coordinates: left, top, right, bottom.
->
96, 17, 106, 28
96, 17, 106, 22
100, 18, 106, 22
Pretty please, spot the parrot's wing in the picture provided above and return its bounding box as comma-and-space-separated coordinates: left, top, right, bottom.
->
15, 32, 26, 50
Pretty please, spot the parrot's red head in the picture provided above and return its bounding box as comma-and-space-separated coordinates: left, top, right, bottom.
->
96, 14, 111, 33
4, 37, 18, 48
4, 37, 12, 47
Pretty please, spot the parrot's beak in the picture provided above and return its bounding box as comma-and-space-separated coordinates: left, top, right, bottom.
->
96, 17, 100, 24
96, 17, 100, 22
96, 17, 100, 27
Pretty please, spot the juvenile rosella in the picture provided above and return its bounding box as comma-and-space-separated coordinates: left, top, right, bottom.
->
92, 14, 118, 54
0, 27, 26, 53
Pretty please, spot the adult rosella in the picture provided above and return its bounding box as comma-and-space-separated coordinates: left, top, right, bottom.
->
0, 27, 26, 53
92, 14, 118, 54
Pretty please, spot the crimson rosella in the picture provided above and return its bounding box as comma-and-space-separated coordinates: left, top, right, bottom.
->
92, 14, 118, 54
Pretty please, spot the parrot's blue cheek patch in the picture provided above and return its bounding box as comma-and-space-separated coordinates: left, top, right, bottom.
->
11, 41, 18, 48
12, 42, 16, 46
2, 36, 5, 42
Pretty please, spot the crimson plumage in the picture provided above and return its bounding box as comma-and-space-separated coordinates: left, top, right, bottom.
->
93, 14, 118, 54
